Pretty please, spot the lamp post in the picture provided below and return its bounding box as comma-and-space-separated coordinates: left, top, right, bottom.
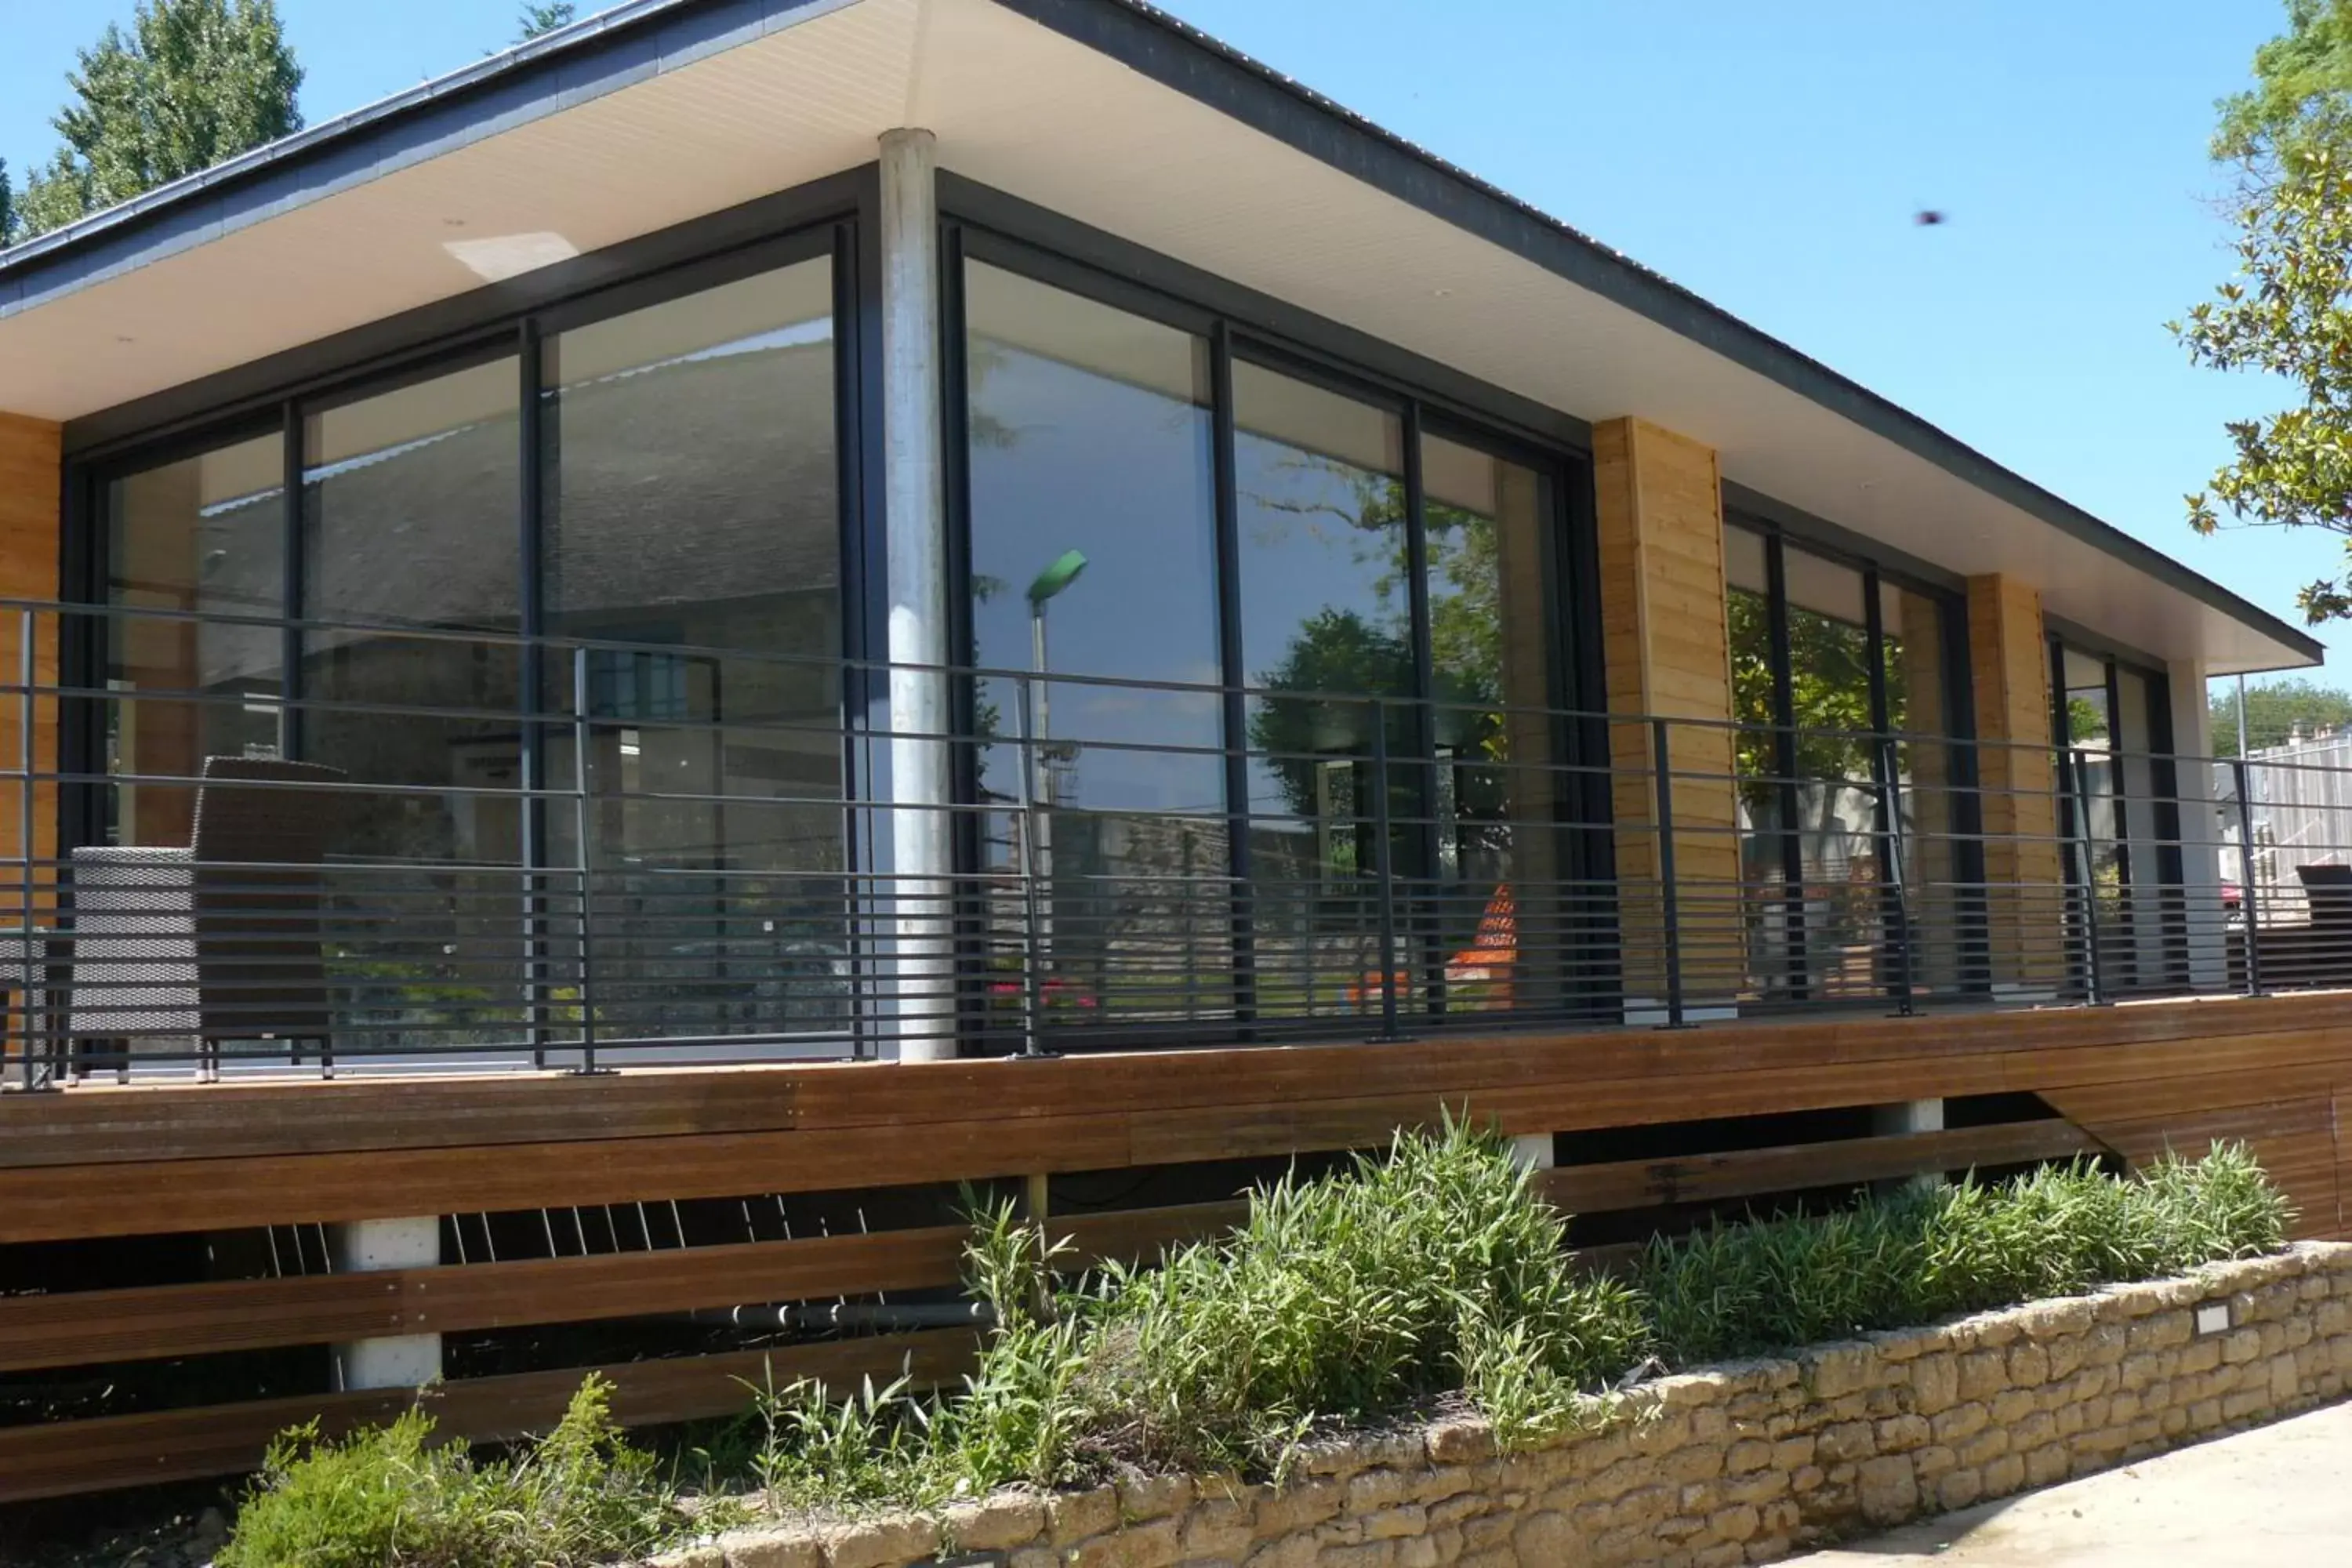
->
1013, 550, 1086, 1057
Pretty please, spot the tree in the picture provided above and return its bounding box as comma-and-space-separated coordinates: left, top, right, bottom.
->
518, 4, 578, 41
7, 0, 302, 243
2209, 677, 2352, 755
0, 160, 14, 245
2176, 1, 2352, 621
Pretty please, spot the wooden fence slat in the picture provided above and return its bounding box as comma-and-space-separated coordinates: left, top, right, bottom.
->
0, 1329, 982, 1505
1537, 1120, 2101, 1214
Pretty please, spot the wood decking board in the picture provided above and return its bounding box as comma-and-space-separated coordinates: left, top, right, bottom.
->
0, 1328, 982, 1505
0, 1201, 1252, 1373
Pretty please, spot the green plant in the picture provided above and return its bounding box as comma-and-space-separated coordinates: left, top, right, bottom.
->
219, 1376, 715, 1568
1639, 1145, 2294, 1367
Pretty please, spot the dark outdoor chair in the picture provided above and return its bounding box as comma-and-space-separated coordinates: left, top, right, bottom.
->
66, 757, 348, 1080
2296, 862, 2352, 925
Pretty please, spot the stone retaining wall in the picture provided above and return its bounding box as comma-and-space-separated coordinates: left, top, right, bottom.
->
655, 1243, 2352, 1568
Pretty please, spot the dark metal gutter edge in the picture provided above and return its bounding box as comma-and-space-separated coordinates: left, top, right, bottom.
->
993, 0, 2322, 666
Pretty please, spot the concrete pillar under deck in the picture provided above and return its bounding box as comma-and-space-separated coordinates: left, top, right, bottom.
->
331, 1217, 441, 1389
1509, 1133, 1557, 1173
878, 127, 956, 1063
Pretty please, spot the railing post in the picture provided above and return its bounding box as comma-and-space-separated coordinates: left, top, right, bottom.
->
1652, 718, 1686, 1029
2234, 756, 2265, 996
570, 645, 602, 1073
1370, 701, 1401, 1041
17, 608, 42, 1091
2069, 746, 2107, 1006
1011, 667, 1051, 1059
1878, 736, 1918, 1018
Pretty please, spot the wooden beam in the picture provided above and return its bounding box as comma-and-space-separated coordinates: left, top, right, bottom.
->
1537, 1120, 2103, 1214
7, 990, 2346, 1169
0, 1328, 982, 1505
0, 1200, 1254, 1373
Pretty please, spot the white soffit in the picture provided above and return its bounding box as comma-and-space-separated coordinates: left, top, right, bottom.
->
0, 0, 2310, 674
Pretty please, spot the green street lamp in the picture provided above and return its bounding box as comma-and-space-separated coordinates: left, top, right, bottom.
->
1014, 550, 1087, 1059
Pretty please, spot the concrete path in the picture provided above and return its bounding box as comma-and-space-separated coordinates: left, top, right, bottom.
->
1800, 1400, 2352, 1566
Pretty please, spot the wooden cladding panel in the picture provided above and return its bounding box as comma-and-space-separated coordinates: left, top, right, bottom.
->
2042, 1082, 2347, 1243
1966, 573, 2063, 992
0, 411, 59, 945
1592, 416, 1737, 1004
0, 1328, 982, 1506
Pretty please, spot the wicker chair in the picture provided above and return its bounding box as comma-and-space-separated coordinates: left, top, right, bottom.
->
67, 757, 348, 1080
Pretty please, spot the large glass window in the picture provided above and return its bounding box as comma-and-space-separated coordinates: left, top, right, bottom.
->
301, 357, 524, 867
103, 433, 285, 844
964, 262, 1225, 1027
1233, 361, 1414, 1022
542, 255, 844, 1043
90, 244, 851, 1058
1726, 521, 1968, 1004
2054, 641, 2177, 995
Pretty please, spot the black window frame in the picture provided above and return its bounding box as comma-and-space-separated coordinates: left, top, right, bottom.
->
1722, 511, 1984, 1004
943, 217, 1615, 1045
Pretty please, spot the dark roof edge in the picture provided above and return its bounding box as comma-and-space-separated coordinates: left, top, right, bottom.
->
0, 0, 2319, 664
997, 0, 2321, 666
0, 0, 835, 308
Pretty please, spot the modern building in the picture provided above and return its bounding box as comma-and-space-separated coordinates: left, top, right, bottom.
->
0, 0, 2344, 1500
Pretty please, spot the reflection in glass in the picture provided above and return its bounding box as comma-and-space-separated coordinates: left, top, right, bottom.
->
541, 257, 846, 1043
1421, 432, 1555, 1014
1885, 587, 1962, 993
104, 434, 286, 844
964, 262, 1226, 1027
1233, 361, 1410, 1021
299, 358, 524, 1054
302, 357, 524, 866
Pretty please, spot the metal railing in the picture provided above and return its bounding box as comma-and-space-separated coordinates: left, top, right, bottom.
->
0, 599, 2336, 1087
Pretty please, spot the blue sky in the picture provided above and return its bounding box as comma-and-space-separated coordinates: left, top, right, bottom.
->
0, 1, 2325, 691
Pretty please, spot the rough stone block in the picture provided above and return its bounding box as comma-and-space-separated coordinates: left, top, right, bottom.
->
1802, 1343, 1883, 1401
1817, 1421, 1876, 1464
1907, 1353, 1960, 1416
941, 1494, 1049, 1555
1072, 1516, 1183, 1568
1856, 1456, 1919, 1526
1955, 1351, 2008, 1403
824, 1515, 942, 1568
1874, 1414, 1930, 1455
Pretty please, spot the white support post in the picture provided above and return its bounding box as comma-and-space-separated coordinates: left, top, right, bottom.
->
879, 127, 956, 1064
330, 1217, 441, 1389
1508, 1134, 1556, 1173
2170, 659, 2230, 992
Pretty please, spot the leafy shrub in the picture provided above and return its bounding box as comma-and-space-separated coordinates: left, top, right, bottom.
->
1639, 1144, 2292, 1366
219, 1376, 718, 1568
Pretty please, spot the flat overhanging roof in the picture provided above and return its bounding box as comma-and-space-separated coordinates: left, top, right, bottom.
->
0, 0, 2320, 677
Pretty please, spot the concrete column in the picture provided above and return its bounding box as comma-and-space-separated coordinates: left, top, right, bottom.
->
331, 1217, 440, 1389
878, 128, 956, 1063
2169, 659, 2229, 991
1508, 1133, 1556, 1173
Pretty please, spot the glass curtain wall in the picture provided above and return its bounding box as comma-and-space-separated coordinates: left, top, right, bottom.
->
103, 433, 285, 845
2054, 642, 2178, 995
541, 257, 845, 1044
960, 252, 1578, 1038
94, 244, 848, 1058
1725, 521, 1965, 1004
963, 261, 1226, 1029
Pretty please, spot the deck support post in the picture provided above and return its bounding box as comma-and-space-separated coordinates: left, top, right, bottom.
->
330, 1217, 441, 1389
879, 127, 956, 1064
1508, 1133, 1555, 1173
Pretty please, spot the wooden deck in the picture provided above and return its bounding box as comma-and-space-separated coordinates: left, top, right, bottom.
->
0, 992, 2346, 1501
